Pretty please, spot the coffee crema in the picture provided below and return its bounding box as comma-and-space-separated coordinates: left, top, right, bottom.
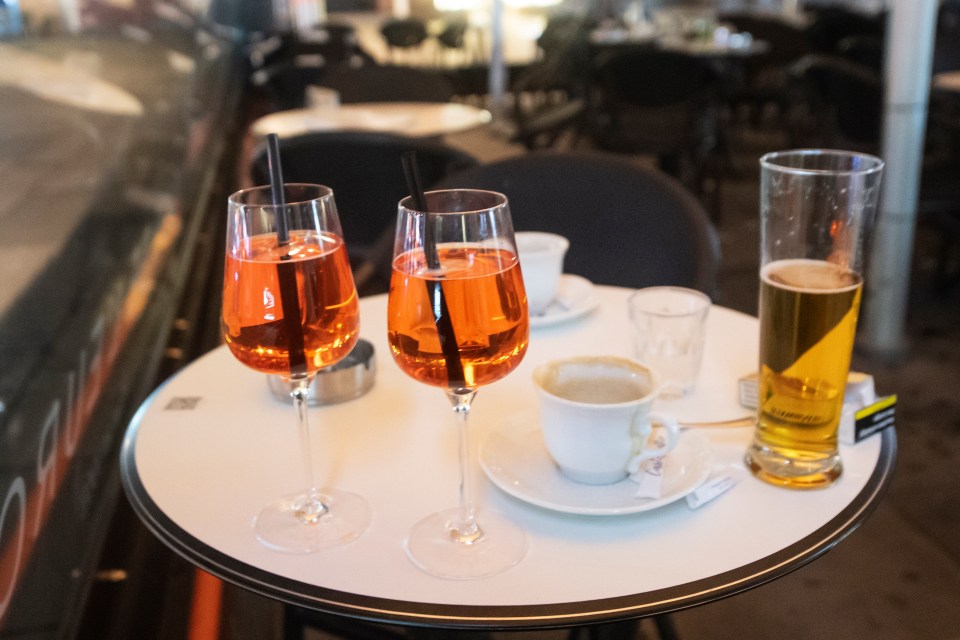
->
548, 377, 648, 404
535, 357, 655, 405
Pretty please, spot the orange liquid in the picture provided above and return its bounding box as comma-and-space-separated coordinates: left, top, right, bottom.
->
387, 246, 529, 389
222, 231, 359, 377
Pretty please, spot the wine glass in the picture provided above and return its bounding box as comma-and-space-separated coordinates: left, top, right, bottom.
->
222, 183, 371, 553
387, 188, 530, 579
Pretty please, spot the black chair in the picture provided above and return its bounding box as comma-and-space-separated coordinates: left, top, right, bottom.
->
433, 151, 721, 296
919, 92, 960, 290
786, 53, 883, 151
250, 131, 479, 293
804, 5, 886, 56
509, 42, 590, 150
590, 49, 724, 220
934, 0, 960, 74
434, 19, 476, 66
836, 34, 884, 70
316, 61, 456, 103
250, 24, 375, 110
380, 17, 428, 63
717, 12, 810, 123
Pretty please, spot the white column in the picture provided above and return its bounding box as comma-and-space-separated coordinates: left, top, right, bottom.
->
487, 0, 507, 122
860, 0, 938, 356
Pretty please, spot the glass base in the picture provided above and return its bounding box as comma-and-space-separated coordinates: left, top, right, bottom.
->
406, 507, 527, 579
255, 489, 372, 553
745, 442, 842, 490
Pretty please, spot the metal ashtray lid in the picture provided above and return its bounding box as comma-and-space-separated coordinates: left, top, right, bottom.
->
267, 339, 376, 405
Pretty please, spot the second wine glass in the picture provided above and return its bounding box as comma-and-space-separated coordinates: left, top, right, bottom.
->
387, 188, 530, 579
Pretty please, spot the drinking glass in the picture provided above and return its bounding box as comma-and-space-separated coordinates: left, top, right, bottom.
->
387, 189, 530, 579
222, 183, 371, 552
745, 150, 883, 489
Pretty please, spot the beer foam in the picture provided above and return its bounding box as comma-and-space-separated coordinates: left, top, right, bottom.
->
762, 259, 861, 292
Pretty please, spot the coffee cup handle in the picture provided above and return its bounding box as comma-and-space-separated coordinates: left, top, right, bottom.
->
626, 412, 680, 473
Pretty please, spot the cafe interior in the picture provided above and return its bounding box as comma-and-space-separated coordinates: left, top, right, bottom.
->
0, 0, 958, 637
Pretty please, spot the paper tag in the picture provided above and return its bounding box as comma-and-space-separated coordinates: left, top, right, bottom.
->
840, 394, 896, 444
630, 429, 668, 499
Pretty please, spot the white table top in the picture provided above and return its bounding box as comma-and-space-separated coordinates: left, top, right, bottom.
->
249, 102, 492, 140
121, 284, 894, 628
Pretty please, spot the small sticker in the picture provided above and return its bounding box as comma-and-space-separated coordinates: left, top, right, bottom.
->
164, 397, 202, 411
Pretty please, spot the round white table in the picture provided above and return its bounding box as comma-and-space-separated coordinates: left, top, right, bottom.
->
120, 284, 895, 629
249, 102, 492, 140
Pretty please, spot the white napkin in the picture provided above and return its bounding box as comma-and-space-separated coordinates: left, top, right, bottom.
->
629, 429, 668, 498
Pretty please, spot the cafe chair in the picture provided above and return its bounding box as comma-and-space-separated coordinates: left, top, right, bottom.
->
249, 131, 478, 294
835, 34, 884, 71
590, 48, 724, 221
380, 17, 429, 64
433, 151, 721, 297
509, 19, 591, 151
785, 53, 883, 152
804, 5, 886, 56
918, 92, 960, 291
717, 12, 809, 124
934, 0, 960, 74
315, 60, 456, 104
249, 24, 375, 109
434, 19, 478, 66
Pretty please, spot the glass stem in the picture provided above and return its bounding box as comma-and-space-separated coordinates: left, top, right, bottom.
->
447, 388, 480, 544
292, 376, 326, 524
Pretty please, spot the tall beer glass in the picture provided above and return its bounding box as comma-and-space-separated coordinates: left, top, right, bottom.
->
745, 150, 883, 489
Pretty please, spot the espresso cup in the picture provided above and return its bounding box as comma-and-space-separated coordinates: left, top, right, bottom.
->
516, 231, 569, 316
532, 356, 680, 485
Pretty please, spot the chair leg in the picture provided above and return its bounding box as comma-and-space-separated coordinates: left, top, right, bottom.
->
652, 614, 681, 640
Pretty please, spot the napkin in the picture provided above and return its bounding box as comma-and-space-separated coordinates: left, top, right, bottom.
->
629, 429, 668, 499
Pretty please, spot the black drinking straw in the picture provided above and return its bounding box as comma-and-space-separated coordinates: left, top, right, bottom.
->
266, 133, 307, 379
401, 152, 465, 388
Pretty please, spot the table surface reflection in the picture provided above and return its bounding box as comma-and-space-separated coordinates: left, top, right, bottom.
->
120, 285, 895, 629
249, 102, 492, 140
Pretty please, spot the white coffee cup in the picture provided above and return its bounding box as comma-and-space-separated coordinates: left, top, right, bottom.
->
516, 231, 569, 316
532, 356, 680, 485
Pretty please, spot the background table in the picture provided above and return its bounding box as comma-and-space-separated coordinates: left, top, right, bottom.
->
249, 102, 492, 140
121, 285, 894, 629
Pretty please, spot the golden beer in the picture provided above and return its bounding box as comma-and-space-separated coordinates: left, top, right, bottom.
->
746, 258, 863, 488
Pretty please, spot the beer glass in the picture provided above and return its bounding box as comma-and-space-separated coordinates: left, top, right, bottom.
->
745, 150, 883, 489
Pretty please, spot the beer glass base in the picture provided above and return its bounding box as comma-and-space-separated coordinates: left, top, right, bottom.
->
745, 444, 842, 490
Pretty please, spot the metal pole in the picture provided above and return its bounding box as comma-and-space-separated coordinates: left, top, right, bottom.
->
861, 0, 939, 357
487, 0, 507, 123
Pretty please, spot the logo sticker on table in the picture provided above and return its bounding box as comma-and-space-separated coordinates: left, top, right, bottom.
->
164, 397, 202, 411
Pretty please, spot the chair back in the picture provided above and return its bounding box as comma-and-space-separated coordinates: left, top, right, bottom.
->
789, 54, 883, 148
250, 132, 479, 250
380, 18, 428, 48
432, 151, 720, 295
318, 62, 455, 103
934, 0, 960, 73
592, 49, 720, 153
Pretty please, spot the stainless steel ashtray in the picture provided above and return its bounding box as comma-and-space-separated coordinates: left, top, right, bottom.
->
267, 339, 376, 406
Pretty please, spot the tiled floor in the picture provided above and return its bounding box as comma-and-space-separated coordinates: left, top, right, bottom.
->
222, 119, 960, 640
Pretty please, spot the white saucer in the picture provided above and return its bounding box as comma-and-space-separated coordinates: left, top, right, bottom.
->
480, 425, 712, 516
530, 275, 600, 328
